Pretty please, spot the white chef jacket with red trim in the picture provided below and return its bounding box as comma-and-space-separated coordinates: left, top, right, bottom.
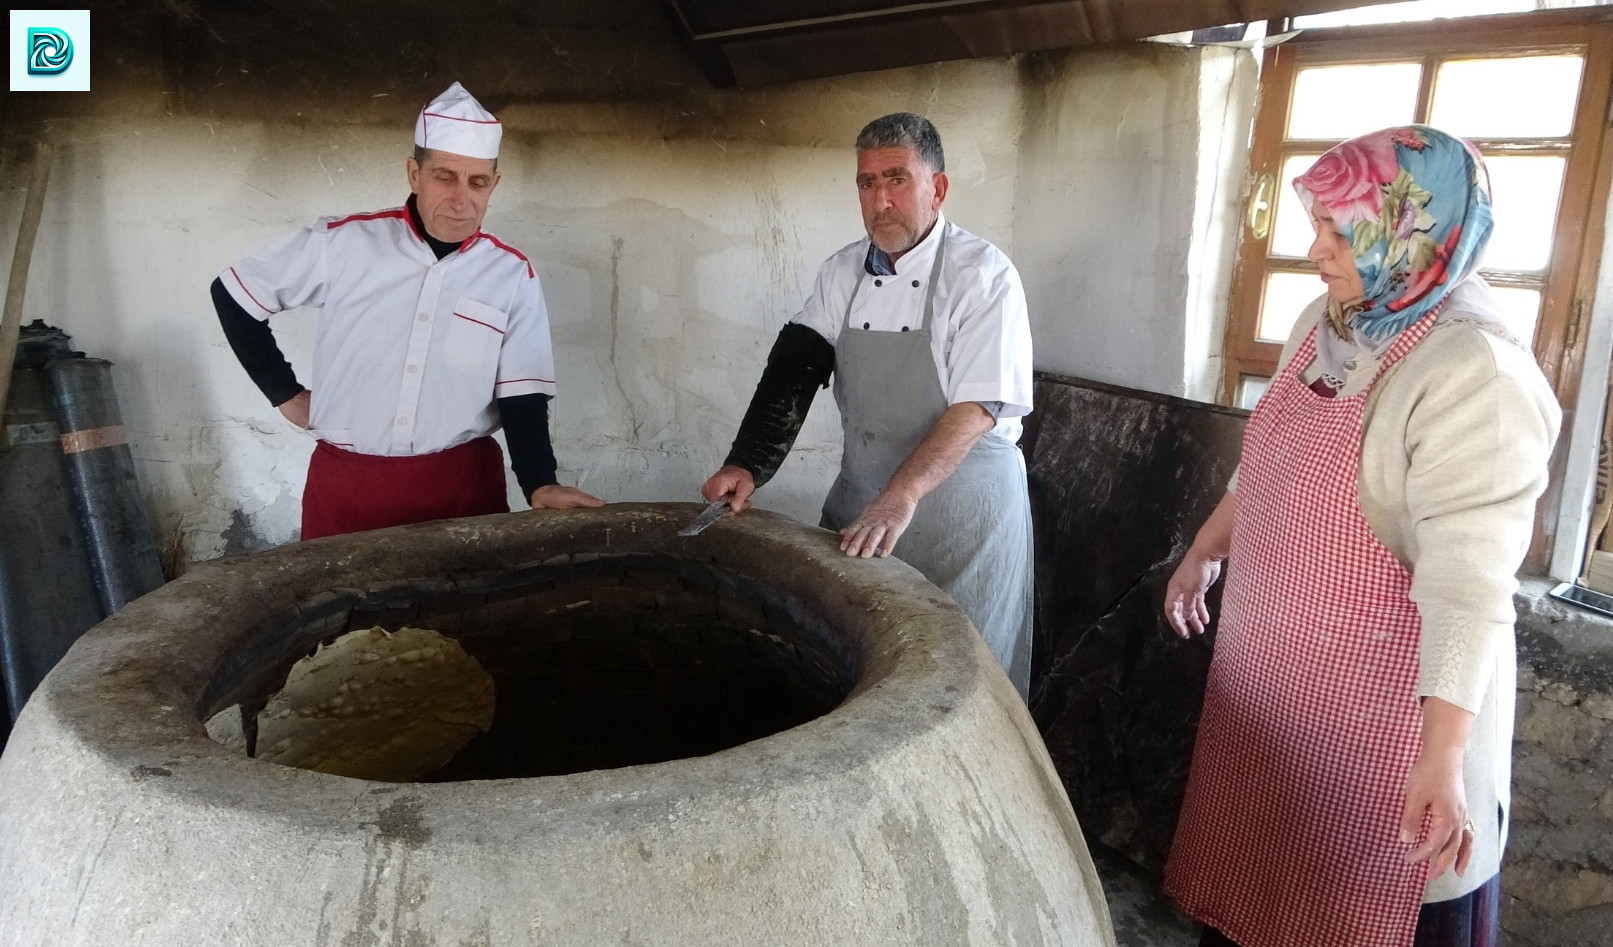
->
219, 206, 555, 457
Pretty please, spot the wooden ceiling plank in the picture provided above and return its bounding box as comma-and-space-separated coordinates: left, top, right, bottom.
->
690, 0, 1414, 88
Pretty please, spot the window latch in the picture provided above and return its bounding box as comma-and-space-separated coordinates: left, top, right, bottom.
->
1248, 172, 1276, 241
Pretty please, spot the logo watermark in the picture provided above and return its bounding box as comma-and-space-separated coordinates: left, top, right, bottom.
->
27, 27, 71, 76
11, 11, 89, 91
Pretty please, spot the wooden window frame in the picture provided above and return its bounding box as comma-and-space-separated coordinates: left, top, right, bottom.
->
1220, 9, 1613, 569
1225, 9, 1613, 398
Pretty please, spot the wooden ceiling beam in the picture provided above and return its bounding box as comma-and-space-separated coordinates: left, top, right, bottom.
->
663, 0, 1406, 87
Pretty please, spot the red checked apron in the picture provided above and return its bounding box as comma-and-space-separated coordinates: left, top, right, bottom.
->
1165, 311, 1441, 947
301, 436, 509, 540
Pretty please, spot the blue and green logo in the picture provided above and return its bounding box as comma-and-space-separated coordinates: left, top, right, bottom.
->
26, 27, 72, 76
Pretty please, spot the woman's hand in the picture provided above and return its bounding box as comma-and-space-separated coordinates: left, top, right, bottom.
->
1164, 552, 1222, 638
1162, 490, 1236, 638
1402, 696, 1477, 879
1401, 743, 1471, 879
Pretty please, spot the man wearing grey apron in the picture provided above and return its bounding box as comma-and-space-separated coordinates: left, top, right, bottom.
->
700, 113, 1035, 698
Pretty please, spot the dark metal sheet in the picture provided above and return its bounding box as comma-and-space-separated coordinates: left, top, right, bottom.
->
1021, 371, 1245, 868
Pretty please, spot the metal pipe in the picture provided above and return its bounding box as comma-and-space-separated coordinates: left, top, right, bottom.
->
46, 357, 164, 613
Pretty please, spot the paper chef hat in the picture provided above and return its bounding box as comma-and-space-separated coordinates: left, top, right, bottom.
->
414, 82, 502, 160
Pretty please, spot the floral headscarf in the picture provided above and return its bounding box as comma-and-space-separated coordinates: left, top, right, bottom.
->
1293, 125, 1494, 343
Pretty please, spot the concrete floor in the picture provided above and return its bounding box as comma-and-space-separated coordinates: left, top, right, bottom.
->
1090, 844, 1201, 947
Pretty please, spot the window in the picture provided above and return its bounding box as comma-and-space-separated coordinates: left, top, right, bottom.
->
1293, 0, 1543, 30
1221, 10, 1613, 567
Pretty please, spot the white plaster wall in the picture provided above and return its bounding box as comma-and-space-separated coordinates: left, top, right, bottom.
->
1183, 47, 1259, 404
0, 61, 1023, 559
1013, 44, 1256, 399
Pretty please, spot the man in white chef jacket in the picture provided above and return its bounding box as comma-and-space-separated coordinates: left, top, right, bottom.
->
701, 113, 1036, 698
213, 82, 601, 540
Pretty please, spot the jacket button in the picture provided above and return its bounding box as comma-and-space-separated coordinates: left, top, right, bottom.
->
863, 322, 870, 330
874, 279, 883, 287
901, 326, 909, 332
912, 280, 920, 288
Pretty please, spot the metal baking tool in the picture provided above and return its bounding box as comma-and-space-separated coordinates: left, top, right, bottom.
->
678, 498, 731, 536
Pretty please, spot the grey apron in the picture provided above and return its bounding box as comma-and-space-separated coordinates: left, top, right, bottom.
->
820, 223, 1034, 699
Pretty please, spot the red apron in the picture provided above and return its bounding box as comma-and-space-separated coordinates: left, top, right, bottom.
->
1165, 312, 1441, 947
301, 436, 509, 540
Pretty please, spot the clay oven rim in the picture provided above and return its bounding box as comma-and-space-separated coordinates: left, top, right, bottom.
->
29, 503, 989, 834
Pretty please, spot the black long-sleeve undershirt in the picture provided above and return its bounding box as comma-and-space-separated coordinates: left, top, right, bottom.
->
724, 322, 835, 488
214, 277, 304, 406
497, 392, 559, 499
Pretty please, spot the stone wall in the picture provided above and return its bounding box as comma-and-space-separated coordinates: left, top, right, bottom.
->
1504, 582, 1613, 946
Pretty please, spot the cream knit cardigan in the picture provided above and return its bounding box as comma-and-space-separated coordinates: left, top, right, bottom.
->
1237, 276, 1561, 903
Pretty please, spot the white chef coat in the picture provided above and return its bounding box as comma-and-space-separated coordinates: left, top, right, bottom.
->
219, 205, 556, 457
792, 213, 1034, 444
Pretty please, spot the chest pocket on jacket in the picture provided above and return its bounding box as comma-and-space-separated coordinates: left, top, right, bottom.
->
445, 297, 507, 377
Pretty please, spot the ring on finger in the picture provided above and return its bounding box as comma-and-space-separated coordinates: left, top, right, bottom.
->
1462, 820, 1475, 835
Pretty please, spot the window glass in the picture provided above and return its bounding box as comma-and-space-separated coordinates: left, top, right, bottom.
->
1271, 154, 1327, 257
1481, 155, 1566, 272
1260, 271, 1326, 343
1431, 56, 1584, 139
1487, 286, 1542, 344
1296, 0, 1534, 29
1288, 62, 1422, 140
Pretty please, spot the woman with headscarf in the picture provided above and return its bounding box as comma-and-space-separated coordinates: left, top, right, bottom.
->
1161, 126, 1561, 947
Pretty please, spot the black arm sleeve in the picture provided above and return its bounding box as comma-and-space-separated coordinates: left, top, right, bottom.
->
212, 277, 304, 407
499, 393, 559, 503
724, 322, 835, 488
